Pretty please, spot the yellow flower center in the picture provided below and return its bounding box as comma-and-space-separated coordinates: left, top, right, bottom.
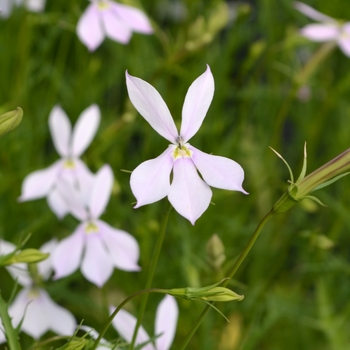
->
172, 143, 193, 160
85, 221, 99, 235
97, 0, 110, 10
63, 159, 76, 169
27, 288, 40, 299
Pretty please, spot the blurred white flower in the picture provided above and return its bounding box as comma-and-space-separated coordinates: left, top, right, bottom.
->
0, 0, 45, 18
52, 165, 141, 287
77, 0, 153, 51
294, 1, 350, 57
112, 295, 178, 350
19, 105, 100, 219
0, 239, 76, 340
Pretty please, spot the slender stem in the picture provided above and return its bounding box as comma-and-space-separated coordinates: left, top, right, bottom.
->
129, 202, 172, 350
91, 288, 166, 350
179, 210, 275, 350
0, 292, 21, 350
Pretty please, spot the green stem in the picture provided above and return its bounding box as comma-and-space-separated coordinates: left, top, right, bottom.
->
91, 288, 166, 350
129, 202, 172, 350
179, 210, 275, 350
0, 292, 21, 350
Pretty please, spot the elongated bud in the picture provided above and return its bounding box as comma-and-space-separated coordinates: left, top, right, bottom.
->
1, 249, 49, 266
166, 279, 244, 302
271, 145, 350, 214
0, 107, 23, 136
61, 339, 86, 350
206, 234, 226, 270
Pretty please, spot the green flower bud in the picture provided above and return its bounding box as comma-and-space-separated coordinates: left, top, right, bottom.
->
1, 249, 49, 266
271, 144, 350, 214
0, 107, 23, 136
59, 339, 86, 350
166, 279, 244, 302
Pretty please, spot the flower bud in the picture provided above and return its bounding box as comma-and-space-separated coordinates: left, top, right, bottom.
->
0, 107, 23, 136
1, 249, 49, 266
206, 234, 226, 271
61, 339, 86, 350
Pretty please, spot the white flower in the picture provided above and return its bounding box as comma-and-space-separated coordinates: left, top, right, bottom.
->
0, 0, 45, 18
0, 239, 76, 340
112, 295, 178, 350
19, 105, 100, 218
52, 165, 141, 287
77, 0, 153, 51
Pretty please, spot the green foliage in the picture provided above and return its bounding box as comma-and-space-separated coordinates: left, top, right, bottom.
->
1, 0, 350, 349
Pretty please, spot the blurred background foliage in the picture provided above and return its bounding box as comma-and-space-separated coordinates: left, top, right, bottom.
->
1, 0, 350, 349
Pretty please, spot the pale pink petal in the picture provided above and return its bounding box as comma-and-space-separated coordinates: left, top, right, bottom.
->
130, 147, 174, 208
168, 158, 212, 225
37, 239, 58, 280
338, 24, 350, 57
9, 288, 75, 338
126, 72, 178, 143
0, 324, 5, 344
111, 3, 153, 34
47, 187, 70, 219
99, 220, 140, 271
54, 180, 88, 222
71, 104, 100, 157
89, 165, 113, 219
300, 23, 339, 41
100, 7, 132, 44
0, 0, 13, 18
52, 227, 84, 279
180, 65, 215, 143
26, 0, 45, 12
189, 145, 247, 193
9, 288, 49, 339
77, 4, 105, 51
155, 295, 178, 350
19, 161, 61, 202
48, 106, 72, 157
111, 308, 154, 350
81, 233, 114, 287
294, 2, 336, 23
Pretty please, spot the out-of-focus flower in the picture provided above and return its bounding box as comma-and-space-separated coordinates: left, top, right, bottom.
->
294, 1, 350, 57
112, 295, 178, 350
77, 0, 153, 51
19, 105, 100, 218
0, 0, 45, 18
0, 239, 76, 340
127, 65, 247, 224
52, 164, 140, 287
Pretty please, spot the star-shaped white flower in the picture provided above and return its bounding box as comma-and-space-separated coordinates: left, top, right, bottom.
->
52, 164, 141, 287
0, 239, 76, 341
0, 0, 45, 18
112, 295, 178, 350
77, 0, 153, 51
127, 65, 247, 224
294, 1, 350, 57
19, 104, 100, 219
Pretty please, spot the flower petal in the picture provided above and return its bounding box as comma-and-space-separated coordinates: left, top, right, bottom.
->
100, 6, 132, 44
0, 0, 14, 18
18, 161, 60, 202
26, 0, 45, 12
300, 23, 339, 41
168, 158, 212, 225
81, 233, 114, 287
52, 226, 84, 280
48, 105, 72, 157
189, 145, 247, 193
155, 295, 178, 350
111, 308, 154, 350
9, 288, 49, 339
37, 239, 58, 280
294, 2, 336, 23
180, 65, 215, 143
89, 165, 113, 219
77, 3, 105, 51
99, 220, 140, 271
130, 147, 174, 208
71, 104, 100, 157
47, 187, 70, 219
338, 24, 350, 57
126, 72, 178, 143
111, 3, 153, 34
